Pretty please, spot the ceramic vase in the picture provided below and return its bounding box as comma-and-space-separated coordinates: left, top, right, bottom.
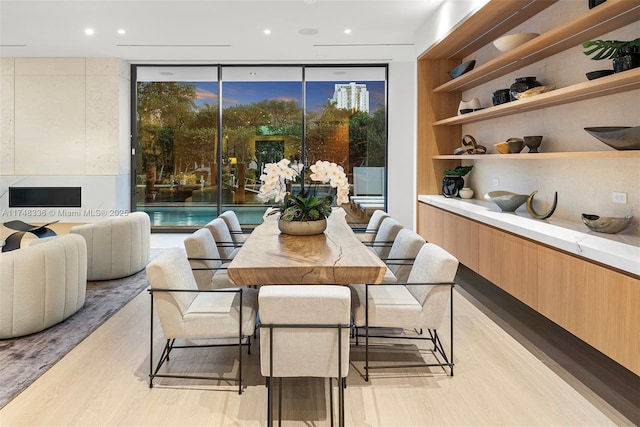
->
509, 77, 541, 101
459, 187, 474, 199
442, 176, 465, 198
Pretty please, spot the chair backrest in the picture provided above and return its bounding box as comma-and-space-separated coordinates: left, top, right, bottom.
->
372, 217, 403, 260
259, 285, 351, 379
205, 217, 236, 259
406, 243, 459, 328
366, 210, 389, 233
146, 248, 199, 338
183, 228, 223, 289
386, 228, 426, 282
219, 210, 244, 243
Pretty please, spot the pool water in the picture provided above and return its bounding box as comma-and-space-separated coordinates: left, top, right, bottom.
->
139, 205, 270, 227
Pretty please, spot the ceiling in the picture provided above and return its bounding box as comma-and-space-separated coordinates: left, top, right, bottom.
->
0, 0, 449, 63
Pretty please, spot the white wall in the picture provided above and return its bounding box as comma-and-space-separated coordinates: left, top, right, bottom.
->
0, 58, 131, 223
387, 61, 417, 228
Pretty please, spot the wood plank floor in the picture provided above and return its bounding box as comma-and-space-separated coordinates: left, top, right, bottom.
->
0, 235, 635, 426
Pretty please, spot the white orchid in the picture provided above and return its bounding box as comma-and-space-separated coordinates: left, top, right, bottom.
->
258, 158, 351, 219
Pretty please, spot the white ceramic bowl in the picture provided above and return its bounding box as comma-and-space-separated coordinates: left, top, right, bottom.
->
493, 33, 539, 53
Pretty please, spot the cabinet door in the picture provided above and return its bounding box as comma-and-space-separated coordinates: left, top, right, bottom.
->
478, 225, 538, 309
443, 213, 479, 271
537, 245, 640, 376
417, 203, 444, 247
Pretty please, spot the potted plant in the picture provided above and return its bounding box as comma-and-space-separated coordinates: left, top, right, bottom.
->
582, 37, 640, 73
442, 165, 473, 198
258, 159, 350, 235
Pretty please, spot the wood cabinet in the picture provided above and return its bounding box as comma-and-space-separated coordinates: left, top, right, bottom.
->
418, 202, 479, 271
418, 202, 640, 376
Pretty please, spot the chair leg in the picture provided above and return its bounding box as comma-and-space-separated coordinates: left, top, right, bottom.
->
278, 378, 283, 427
365, 285, 370, 382
266, 376, 273, 427
329, 378, 334, 427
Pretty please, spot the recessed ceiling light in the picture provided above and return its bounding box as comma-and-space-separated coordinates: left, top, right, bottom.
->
159, 72, 174, 76
249, 72, 257, 76
84, 28, 95, 36
344, 28, 352, 35
117, 29, 126, 35
264, 29, 271, 35
299, 28, 319, 36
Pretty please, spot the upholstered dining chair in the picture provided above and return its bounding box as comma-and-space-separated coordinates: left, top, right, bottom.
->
183, 228, 234, 290
219, 210, 251, 244
146, 247, 258, 394
354, 209, 390, 243
259, 285, 351, 427
205, 217, 242, 260
379, 228, 426, 284
362, 216, 403, 261
350, 242, 459, 380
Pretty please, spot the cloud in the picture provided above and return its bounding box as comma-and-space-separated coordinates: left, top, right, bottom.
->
196, 88, 218, 102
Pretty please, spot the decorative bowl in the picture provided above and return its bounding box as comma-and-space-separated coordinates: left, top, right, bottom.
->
586, 69, 614, 80
581, 213, 632, 234
494, 142, 510, 154
485, 191, 529, 212
584, 126, 640, 150
493, 32, 539, 53
523, 135, 543, 153
448, 60, 476, 79
512, 85, 555, 100
507, 137, 524, 153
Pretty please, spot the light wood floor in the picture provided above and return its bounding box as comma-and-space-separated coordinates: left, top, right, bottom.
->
0, 235, 634, 426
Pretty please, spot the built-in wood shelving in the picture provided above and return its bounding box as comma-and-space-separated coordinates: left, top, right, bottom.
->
434, 67, 640, 126
433, 0, 640, 93
434, 150, 640, 160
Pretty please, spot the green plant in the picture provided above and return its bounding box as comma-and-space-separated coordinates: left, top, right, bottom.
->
259, 159, 349, 221
582, 38, 640, 60
279, 193, 333, 221
443, 165, 473, 177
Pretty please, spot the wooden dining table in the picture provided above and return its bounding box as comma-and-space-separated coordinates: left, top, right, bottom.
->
227, 208, 386, 286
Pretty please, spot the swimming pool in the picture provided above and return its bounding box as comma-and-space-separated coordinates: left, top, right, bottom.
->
139, 205, 270, 227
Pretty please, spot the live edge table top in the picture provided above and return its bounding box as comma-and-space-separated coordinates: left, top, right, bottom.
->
227, 208, 386, 286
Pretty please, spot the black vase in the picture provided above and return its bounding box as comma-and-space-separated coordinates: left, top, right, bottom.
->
442, 176, 465, 198
509, 77, 542, 101
613, 47, 640, 73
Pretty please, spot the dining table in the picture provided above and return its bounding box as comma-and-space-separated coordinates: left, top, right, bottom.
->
227, 208, 386, 286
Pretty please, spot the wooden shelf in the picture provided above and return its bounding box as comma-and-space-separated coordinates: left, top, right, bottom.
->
433, 0, 640, 93
419, 0, 557, 60
434, 67, 640, 126
434, 151, 640, 160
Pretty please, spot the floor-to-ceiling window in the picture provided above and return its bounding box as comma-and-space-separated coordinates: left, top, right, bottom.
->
133, 64, 387, 228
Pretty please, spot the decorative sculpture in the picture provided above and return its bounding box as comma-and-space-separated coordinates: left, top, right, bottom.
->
526, 191, 558, 220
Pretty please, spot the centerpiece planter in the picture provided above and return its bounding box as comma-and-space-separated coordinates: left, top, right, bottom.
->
278, 218, 327, 236
258, 159, 350, 236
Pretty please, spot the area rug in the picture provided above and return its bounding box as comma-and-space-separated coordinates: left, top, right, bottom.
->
0, 251, 160, 409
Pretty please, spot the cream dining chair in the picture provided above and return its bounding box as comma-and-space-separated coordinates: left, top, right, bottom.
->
205, 217, 243, 260
354, 209, 390, 243
362, 216, 403, 261
219, 210, 251, 244
350, 242, 459, 380
183, 228, 234, 290
259, 285, 351, 427
146, 247, 258, 394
